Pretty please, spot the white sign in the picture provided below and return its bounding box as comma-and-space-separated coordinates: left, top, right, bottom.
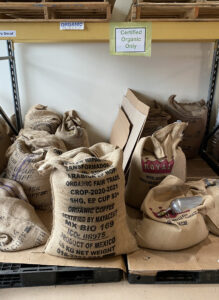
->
115, 28, 146, 53
0, 30, 16, 38
60, 22, 84, 31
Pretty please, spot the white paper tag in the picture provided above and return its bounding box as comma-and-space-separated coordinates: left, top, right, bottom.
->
115, 28, 146, 53
0, 30, 16, 38
60, 22, 84, 31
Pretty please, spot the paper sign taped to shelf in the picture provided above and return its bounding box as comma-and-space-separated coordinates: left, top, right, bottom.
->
60, 22, 84, 30
110, 22, 151, 56
0, 30, 16, 38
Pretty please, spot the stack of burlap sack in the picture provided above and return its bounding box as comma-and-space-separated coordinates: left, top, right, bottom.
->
0, 104, 91, 252
126, 120, 219, 251
0, 104, 137, 259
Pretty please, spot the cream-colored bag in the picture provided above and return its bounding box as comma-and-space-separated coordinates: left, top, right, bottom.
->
166, 96, 207, 158
126, 122, 187, 208
24, 104, 62, 134
55, 110, 89, 150
37, 143, 137, 259
5, 135, 66, 210
0, 118, 11, 174
0, 178, 49, 252
136, 175, 213, 251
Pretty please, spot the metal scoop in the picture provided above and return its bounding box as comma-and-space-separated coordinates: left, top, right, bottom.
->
157, 196, 203, 217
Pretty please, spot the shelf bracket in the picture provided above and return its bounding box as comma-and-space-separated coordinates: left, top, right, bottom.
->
7, 40, 23, 132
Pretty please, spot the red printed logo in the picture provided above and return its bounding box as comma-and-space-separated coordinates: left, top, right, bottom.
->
142, 159, 174, 174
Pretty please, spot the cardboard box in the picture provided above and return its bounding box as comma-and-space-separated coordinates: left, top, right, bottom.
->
110, 89, 149, 173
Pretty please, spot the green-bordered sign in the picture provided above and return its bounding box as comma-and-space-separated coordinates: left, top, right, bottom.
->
110, 22, 152, 56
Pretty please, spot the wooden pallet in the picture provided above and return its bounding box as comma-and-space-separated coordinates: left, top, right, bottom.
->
0, 1, 116, 22
128, 1, 219, 21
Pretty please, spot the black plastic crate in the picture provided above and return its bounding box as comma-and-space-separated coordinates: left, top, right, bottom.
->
0, 263, 123, 288
128, 270, 219, 284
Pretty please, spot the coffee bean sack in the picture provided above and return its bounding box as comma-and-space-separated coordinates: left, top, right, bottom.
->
5, 135, 66, 210
126, 122, 187, 209
136, 175, 213, 251
24, 104, 62, 134
0, 179, 49, 252
37, 143, 137, 259
55, 110, 89, 150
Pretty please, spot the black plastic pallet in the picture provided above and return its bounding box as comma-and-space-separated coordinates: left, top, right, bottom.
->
128, 270, 219, 284
0, 263, 123, 288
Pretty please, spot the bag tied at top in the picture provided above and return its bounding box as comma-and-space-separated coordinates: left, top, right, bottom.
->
55, 110, 89, 150
126, 122, 188, 208
24, 104, 62, 134
37, 143, 137, 259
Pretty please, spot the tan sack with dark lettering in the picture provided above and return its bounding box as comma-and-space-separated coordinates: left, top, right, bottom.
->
5, 135, 66, 210
0, 118, 11, 173
166, 95, 207, 158
136, 175, 213, 251
24, 104, 62, 134
55, 110, 89, 150
204, 179, 219, 236
126, 122, 187, 209
37, 143, 137, 259
0, 178, 28, 201
141, 101, 171, 137
0, 178, 49, 251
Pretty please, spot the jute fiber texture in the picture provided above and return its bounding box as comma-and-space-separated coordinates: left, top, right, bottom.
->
126, 122, 187, 208
37, 143, 137, 259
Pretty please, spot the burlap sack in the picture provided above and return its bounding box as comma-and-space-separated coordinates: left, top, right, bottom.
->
5, 135, 66, 210
0, 118, 11, 174
126, 122, 187, 209
0, 185, 49, 252
37, 143, 137, 259
18, 128, 51, 141
0, 178, 28, 201
205, 180, 219, 236
136, 175, 213, 251
55, 110, 89, 150
141, 101, 171, 137
166, 95, 207, 158
24, 104, 62, 134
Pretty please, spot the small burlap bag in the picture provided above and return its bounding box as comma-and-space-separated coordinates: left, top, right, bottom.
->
5, 135, 66, 210
24, 104, 62, 134
37, 143, 137, 259
141, 101, 171, 137
204, 180, 219, 236
55, 110, 89, 150
126, 122, 187, 209
136, 175, 213, 251
0, 180, 49, 251
166, 95, 207, 158
0, 118, 11, 173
